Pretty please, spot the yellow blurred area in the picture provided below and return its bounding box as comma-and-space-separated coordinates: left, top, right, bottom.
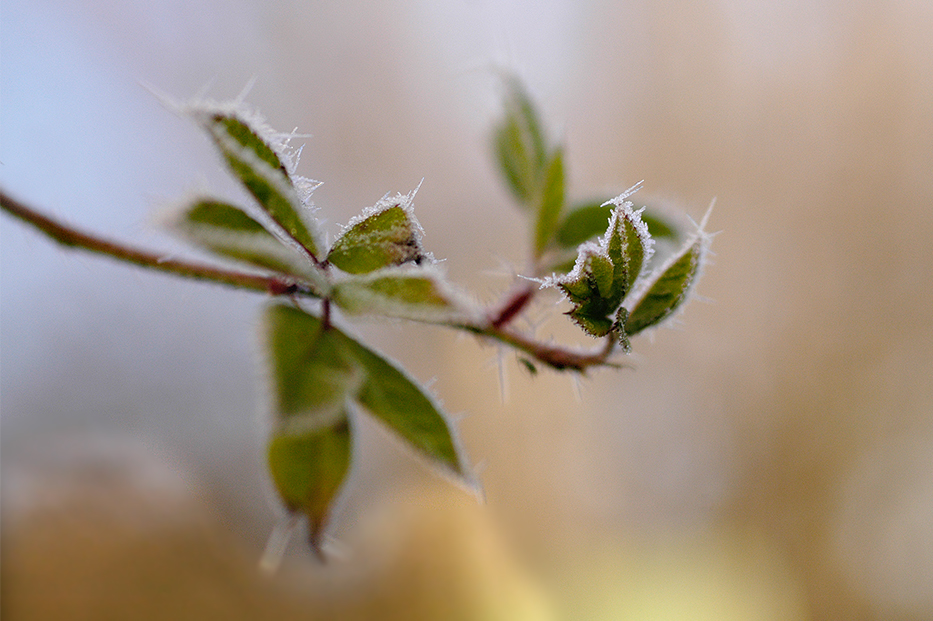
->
2, 443, 804, 620
3, 1, 933, 619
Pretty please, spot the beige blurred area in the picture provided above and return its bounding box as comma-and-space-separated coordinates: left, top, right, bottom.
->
3, 1, 933, 619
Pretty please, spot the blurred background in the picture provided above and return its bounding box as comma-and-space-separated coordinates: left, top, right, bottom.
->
2, 0, 932, 619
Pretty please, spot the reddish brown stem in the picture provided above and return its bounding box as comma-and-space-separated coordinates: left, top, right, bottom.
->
3, 189, 619, 372
489, 282, 537, 329
1, 189, 304, 296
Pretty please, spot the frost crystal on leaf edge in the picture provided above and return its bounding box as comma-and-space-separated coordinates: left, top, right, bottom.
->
540, 181, 652, 292
177, 96, 323, 211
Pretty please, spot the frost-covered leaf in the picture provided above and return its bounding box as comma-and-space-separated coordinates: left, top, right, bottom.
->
534, 148, 565, 255
212, 114, 288, 173
625, 236, 705, 336
567, 305, 617, 337
555, 247, 618, 337
267, 418, 351, 558
199, 111, 321, 257
344, 334, 468, 478
168, 199, 324, 289
493, 78, 548, 205
331, 267, 470, 322
604, 195, 653, 300
556, 199, 679, 250
544, 185, 654, 338
327, 195, 426, 274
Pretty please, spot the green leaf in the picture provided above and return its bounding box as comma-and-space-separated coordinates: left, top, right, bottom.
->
492, 78, 548, 205
267, 419, 351, 557
546, 188, 657, 339
344, 336, 468, 477
265, 304, 364, 556
556, 200, 679, 249
327, 201, 425, 274
567, 305, 616, 337
213, 114, 288, 172
266, 304, 362, 431
265, 303, 471, 502
555, 248, 619, 337
168, 199, 325, 289
202, 112, 321, 257
331, 268, 469, 322
604, 201, 652, 301
554, 200, 611, 248
625, 237, 704, 336
534, 148, 565, 255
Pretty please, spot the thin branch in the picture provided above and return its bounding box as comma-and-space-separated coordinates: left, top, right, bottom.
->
458, 321, 618, 372
1, 189, 302, 295
488, 281, 537, 329
2, 189, 618, 372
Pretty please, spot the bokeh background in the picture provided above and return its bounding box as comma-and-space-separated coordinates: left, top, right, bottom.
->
2, 1, 932, 619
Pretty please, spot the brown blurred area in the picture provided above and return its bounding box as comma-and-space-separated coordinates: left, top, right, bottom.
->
3, 1, 932, 619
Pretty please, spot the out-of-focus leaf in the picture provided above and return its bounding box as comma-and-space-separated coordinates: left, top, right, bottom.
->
203, 113, 320, 257
267, 419, 351, 558
344, 336, 468, 478
641, 210, 677, 241
168, 199, 324, 288
554, 200, 610, 248
492, 78, 548, 205
625, 237, 704, 336
264, 303, 473, 549
331, 268, 467, 322
266, 304, 362, 432
265, 304, 363, 555
212, 114, 287, 172
327, 203, 425, 274
534, 148, 565, 255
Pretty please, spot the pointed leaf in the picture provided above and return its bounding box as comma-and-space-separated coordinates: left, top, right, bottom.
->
168, 199, 324, 288
604, 200, 653, 302
331, 268, 470, 322
552, 246, 619, 338
212, 114, 288, 172
534, 148, 565, 255
202, 112, 321, 257
492, 78, 548, 205
344, 337, 468, 477
625, 237, 704, 336
545, 187, 659, 339
327, 202, 425, 274
267, 418, 351, 556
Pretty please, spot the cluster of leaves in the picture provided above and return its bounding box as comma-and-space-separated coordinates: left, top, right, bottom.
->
168, 103, 476, 557
1, 79, 711, 561
171, 82, 709, 557
492, 78, 709, 352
